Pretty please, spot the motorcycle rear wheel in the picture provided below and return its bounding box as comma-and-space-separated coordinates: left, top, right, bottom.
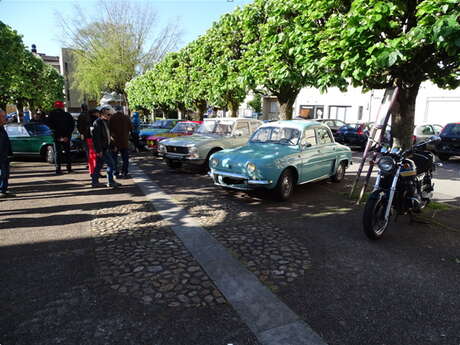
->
363, 190, 390, 240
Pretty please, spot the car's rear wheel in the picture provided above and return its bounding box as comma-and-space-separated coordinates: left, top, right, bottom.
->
273, 169, 294, 201
331, 161, 347, 183
45, 145, 55, 164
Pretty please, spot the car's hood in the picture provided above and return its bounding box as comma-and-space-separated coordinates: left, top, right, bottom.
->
140, 128, 169, 136
212, 143, 298, 171
148, 132, 187, 141
161, 134, 223, 147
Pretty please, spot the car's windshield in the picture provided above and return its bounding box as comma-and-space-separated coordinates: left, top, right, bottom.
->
24, 124, 52, 136
152, 120, 173, 129
442, 123, 460, 136
171, 122, 199, 133
250, 126, 301, 145
196, 120, 234, 135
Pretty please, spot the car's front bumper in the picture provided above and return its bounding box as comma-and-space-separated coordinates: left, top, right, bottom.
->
210, 169, 272, 190
163, 152, 205, 165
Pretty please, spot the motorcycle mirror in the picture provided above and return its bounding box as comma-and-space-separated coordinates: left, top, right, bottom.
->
429, 135, 441, 142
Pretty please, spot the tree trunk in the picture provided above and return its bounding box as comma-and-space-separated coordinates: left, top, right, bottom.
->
228, 100, 240, 118
276, 88, 299, 120
195, 100, 207, 121
391, 83, 420, 150
16, 99, 24, 123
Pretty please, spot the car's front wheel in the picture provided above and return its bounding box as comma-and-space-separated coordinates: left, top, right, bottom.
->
45, 145, 55, 164
273, 169, 294, 201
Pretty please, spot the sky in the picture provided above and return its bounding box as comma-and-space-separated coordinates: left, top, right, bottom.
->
0, 0, 252, 57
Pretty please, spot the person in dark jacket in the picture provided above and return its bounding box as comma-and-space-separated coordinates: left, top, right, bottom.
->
45, 101, 75, 174
0, 108, 15, 198
91, 106, 120, 188
109, 106, 132, 178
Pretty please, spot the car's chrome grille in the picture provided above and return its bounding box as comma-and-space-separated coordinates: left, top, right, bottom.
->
166, 146, 188, 154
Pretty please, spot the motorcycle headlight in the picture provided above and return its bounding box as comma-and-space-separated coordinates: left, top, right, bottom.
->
210, 157, 219, 168
378, 156, 395, 173
246, 162, 256, 174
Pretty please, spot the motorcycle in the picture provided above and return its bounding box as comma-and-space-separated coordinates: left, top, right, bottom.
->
362, 135, 442, 240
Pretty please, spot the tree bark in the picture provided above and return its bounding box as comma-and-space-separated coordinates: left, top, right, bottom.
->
276, 88, 299, 120
228, 100, 240, 118
391, 83, 420, 150
195, 100, 207, 121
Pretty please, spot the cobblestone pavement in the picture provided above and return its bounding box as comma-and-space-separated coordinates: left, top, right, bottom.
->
133, 154, 460, 345
1, 160, 259, 345
92, 202, 226, 307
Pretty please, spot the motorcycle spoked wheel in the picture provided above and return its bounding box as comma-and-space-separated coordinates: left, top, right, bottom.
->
363, 190, 391, 240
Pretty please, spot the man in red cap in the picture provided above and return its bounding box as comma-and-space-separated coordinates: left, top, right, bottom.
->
45, 101, 75, 174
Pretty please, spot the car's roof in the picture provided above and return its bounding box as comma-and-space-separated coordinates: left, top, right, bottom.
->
260, 120, 323, 130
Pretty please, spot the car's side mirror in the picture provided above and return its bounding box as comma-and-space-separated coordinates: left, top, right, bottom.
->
234, 129, 243, 137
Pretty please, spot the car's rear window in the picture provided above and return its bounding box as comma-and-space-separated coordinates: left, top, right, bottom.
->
441, 123, 460, 137
25, 124, 52, 136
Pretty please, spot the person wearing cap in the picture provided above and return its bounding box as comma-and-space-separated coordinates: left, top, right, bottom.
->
109, 105, 132, 178
0, 108, 15, 198
91, 106, 120, 188
45, 101, 75, 174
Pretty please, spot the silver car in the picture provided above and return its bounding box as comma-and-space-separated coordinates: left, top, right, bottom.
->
158, 118, 262, 170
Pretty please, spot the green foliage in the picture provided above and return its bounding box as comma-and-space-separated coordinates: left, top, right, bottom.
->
0, 21, 64, 111
0, 21, 26, 108
248, 94, 262, 113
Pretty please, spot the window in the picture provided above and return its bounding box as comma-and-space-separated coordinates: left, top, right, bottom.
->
433, 125, 443, 135
328, 105, 351, 122
5, 125, 29, 137
316, 127, 333, 144
358, 106, 364, 121
303, 129, 317, 147
250, 121, 262, 133
421, 125, 435, 135
235, 122, 250, 136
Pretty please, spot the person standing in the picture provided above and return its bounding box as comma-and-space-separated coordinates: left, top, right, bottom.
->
45, 101, 75, 174
0, 108, 15, 198
77, 108, 100, 176
131, 111, 141, 152
109, 106, 132, 178
91, 106, 120, 188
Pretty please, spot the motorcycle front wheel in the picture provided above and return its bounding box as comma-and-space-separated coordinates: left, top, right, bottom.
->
363, 190, 391, 240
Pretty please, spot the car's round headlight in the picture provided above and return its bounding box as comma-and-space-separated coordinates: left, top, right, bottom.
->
189, 146, 197, 153
158, 144, 166, 153
246, 162, 256, 174
210, 158, 219, 168
378, 156, 395, 173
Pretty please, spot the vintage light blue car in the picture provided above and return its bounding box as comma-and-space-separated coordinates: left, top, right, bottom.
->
209, 120, 352, 201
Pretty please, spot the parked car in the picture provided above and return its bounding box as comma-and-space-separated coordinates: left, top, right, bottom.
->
147, 121, 202, 154
158, 118, 262, 170
5, 123, 55, 163
209, 120, 352, 201
436, 122, 460, 161
413, 123, 443, 144
139, 119, 180, 148
314, 119, 347, 134
334, 123, 371, 150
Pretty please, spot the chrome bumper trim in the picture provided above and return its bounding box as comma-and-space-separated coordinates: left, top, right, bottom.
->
210, 170, 271, 185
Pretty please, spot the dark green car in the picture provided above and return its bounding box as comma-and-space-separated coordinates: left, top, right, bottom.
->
5, 123, 55, 163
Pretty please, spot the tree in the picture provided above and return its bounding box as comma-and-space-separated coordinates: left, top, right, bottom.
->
204, 9, 248, 117
318, 0, 460, 148
239, 0, 321, 120
58, 0, 181, 103
0, 21, 25, 109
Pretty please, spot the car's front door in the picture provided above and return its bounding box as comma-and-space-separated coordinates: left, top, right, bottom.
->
299, 128, 324, 181
315, 127, 337, 177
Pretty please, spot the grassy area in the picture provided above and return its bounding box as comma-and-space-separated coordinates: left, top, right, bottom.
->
426, 201, 452, 211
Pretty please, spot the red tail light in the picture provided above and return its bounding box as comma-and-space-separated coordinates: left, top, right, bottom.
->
357, 126, 364, 135
412, 135, 416, 143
